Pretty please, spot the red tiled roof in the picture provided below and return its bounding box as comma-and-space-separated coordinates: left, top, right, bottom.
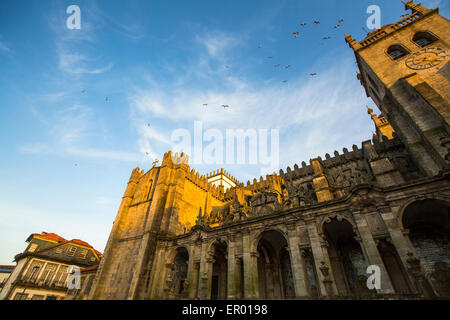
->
27, 232, 102, 257
0, 265, 15, 270
29, 232, 67, 243
34, 239, 102, 257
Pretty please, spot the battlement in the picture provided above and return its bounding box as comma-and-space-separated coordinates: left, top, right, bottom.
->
206, 168, 241, 186
279, 144, 366, 181
162, 150, 189, 166
243, 174, 284, 193
129, 167, 144, 182
185, 167, 226, 200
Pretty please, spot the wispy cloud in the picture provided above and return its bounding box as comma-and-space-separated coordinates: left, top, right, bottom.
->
58, 51, 113, 75
128, 51, 372, 177
196, 31, 241, 58
0, 40, 11, 53
22, 103, 140, 163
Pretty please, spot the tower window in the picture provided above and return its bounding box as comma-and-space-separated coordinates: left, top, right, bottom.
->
413, 31, 438, 47
387, 45, 409, 60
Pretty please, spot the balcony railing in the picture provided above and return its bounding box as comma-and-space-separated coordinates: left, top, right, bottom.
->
13, 278, 67, 291
359, 12, 422, 48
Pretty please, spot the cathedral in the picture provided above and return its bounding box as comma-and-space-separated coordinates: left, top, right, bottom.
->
88, 1, 450, 300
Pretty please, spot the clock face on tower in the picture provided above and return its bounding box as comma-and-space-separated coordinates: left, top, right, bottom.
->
405, 47, 447, 70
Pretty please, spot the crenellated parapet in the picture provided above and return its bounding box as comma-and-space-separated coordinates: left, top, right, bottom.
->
345, 1, 436, 52
162, 150, 189, 167
206, 168, 241, 186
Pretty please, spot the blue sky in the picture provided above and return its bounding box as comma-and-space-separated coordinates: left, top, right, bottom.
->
0, 0, 448, 265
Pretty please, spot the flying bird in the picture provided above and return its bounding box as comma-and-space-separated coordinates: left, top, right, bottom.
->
268, 56, 273, 59
282, 80, 288, 83
81, 90, 86, 93
257, 43, 262, 48
293, 32, 299, 38
333, 25, 340, 29
323, 36, 331, 40
145, 152, 150, 156
285, 65, 291, 69
225, 65, 230, 69
147, 123, 150, 127
300, 23, 307, 27
310, 73, 317, 76
313, 20, 320, 24
222, 105, 230, 109
105, 97, 109, 101
338, 19, 344, 23
274, 64, 281, 68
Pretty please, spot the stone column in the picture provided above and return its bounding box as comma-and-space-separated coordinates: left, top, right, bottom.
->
380, 205, 419, 292
304, 216, 337, 297
242, 230, 259, 299
227, 233, 242, 299
198, 241, 213, 300
192, 262, 200, 299
286, 224, 309, 298
162, 262, 174, 300
353, 210, 395, 294
186, 243, 198, 299
406, 252, 436, 299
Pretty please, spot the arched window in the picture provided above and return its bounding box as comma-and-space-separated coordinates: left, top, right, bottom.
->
413, 31, 438, 47
387, 45, 409, 60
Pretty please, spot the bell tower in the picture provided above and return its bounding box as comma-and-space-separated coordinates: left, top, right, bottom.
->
345, 0, 450, 176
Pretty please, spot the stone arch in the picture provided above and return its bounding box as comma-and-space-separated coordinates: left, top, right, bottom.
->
318, 213, 358, 237
250, 226, 289, 254
165, 245, 189, 264
207, 238, 228, 300
165, 246, 189, 298
412, 30, 439, 47
386, 44, 410, 60
255, 229, 295, 299
397, 196, 450, 231
400, 198, 450, 297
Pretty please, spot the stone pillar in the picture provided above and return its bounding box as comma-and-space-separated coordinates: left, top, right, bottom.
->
406, 252, 437, 299
242, 230, 259, 299
162, 262, 174, 300
380, 205, 419, 292
353, 210, 395, 294
304, 216, 337, 297
286, 224, 309, 298
198, 241, 213, 300
227, 234, 242, 299
186, 244, 198, 299
318, 261, 334, 298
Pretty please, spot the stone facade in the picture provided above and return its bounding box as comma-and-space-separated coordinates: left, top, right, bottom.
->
89, 1, 450, 300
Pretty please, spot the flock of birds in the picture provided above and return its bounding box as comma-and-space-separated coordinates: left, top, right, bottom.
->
201, 18, 345, 110
75, 17, 352, 164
